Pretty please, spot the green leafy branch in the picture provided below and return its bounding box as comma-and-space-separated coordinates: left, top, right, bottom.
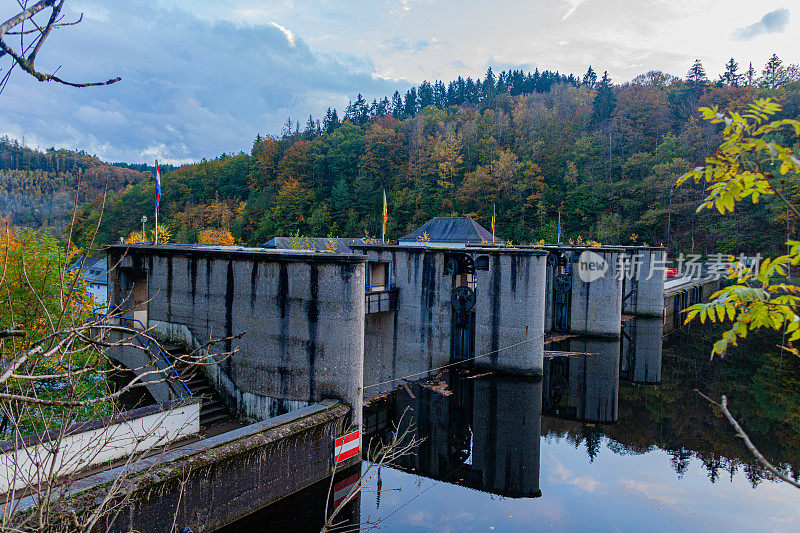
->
678, 98, 800, 356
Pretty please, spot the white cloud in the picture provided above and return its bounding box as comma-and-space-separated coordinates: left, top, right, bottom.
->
732, 8, 790, 41
0, 0, 399, 163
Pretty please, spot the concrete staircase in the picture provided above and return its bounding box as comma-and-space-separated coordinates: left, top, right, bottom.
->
164, 344, 231, 427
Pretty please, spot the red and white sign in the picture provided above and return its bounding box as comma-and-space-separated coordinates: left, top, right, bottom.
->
333, 473, 360, 508
334, 430, 360, 464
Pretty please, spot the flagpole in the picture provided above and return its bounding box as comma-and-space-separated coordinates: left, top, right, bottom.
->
154, 160, 159, 244
557, 210, 561, 244
382, 189, 387, 243
492, 204, 495, 244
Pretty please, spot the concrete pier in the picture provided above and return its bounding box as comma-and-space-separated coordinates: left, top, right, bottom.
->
534, 245, 624, 338
351, 244, 548, 396
621, 247, 668, 317
105, 244, 366, 424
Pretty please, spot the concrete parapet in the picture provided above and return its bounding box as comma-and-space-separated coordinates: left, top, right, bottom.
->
11, 401, 356, 532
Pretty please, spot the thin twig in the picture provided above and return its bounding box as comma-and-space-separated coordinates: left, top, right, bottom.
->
695, 390, 800, 489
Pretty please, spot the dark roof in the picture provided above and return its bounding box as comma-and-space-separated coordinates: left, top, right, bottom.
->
399, 217, 502, 245
261, 237, 366, 253
68, 257, 108, 285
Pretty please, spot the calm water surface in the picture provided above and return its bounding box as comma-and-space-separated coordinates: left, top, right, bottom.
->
226, 318, 800, 531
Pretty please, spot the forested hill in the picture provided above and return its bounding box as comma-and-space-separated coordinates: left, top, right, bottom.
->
20, 57, 800, 256
0, 138, 148, 231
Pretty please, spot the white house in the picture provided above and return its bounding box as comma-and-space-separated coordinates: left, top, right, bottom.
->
68, 257, 108, 305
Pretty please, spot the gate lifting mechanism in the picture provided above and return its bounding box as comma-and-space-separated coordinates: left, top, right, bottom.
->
549, 252, 573, 333
447, 252, 477, 364
451, 286, 476, 327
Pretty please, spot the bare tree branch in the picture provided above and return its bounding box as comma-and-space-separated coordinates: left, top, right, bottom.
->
696, 390, 800, 490
0, 0, 120, 92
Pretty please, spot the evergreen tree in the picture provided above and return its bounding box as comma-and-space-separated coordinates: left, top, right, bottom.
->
719, 57, 742, 86
686, 59, 708, 84
433, 80, 448, 108
418, 80, 434, 109
592, 71, 616, 124
482, 67, 496, 100
322, 108, 340, 134
403, 87, 417, 116
583, 65, 597, 88
304, 115, 316, 140
390, 91, 404, 118
745, 61, 757, 86
760, 53, 786, 88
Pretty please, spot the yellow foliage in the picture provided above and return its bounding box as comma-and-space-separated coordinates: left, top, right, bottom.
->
198, 228, 236, 246
125, 230, 146, 244
678, 98, 800, 357
125, 223, 170, 244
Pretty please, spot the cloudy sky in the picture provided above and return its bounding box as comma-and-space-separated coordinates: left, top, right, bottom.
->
0, 0, 796, 163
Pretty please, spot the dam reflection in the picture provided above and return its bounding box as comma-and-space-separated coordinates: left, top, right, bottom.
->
363, 372, 543, 498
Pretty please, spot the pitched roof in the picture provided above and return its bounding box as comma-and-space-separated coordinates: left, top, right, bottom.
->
399, 217, 501, 245
261, 237, 366, 253
68, 257, 108, 285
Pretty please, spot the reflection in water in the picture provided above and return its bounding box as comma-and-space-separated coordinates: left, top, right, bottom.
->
359, 317, 800, 531
364, 373, 542, 498
219, 317, 800, 530
620, 317, 663, 384
543, 337, 620, 423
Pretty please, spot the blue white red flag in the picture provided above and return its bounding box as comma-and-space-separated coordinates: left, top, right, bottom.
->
155, 160, 161, 208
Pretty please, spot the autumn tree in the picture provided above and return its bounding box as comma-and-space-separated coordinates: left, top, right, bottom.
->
272, 177, 314, 233
433, 130, 463, 189
250, 135, 280, 191
198, 227, 235, 245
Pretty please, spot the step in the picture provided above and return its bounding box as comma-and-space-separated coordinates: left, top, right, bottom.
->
201, 405, 228, 418
200, 412, 230, 426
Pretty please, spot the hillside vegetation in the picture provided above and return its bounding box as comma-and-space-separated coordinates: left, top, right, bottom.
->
0, 138, 149, 232
11, 57, 800, 255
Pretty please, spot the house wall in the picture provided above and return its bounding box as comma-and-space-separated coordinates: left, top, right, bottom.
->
0, 400, 199, 495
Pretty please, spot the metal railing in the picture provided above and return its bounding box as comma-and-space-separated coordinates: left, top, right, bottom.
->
364, 286, 398, 314
366, 283, 394, 292
92, 306, 192, 396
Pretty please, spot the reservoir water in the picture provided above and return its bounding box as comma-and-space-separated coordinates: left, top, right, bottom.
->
224, 318, 800, 531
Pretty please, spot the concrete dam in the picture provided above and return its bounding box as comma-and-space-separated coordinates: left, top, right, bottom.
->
7, 217, 707, 531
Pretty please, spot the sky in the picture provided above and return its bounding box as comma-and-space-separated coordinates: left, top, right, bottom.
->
0, 0, 797, 164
